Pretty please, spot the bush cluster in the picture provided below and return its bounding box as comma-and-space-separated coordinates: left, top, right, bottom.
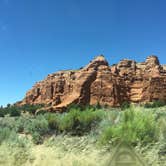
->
98, 107, 158, 146
144, 100, 166, 108
0, 105, 104, 144
44, 106, 104, 135
0, 127, 12, 144
0, 106, 21, 117
0, 104, 166, 165
120, 101, 130, 110
0, 104, 44, 117
1, 103, 166, 147
25, 115, 49, 144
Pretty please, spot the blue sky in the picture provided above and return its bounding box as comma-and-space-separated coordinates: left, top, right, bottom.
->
0, 0, 166, 106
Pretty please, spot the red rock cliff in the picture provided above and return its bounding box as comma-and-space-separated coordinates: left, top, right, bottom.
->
19, 55, 166, 111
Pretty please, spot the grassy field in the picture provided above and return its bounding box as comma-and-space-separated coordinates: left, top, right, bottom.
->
0, 102, 166, 166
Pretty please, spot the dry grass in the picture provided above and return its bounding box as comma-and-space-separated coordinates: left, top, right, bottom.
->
0, 135, 111, 166
0, 134, 166, 166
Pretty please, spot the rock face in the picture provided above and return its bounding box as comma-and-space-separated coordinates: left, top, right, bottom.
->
20, 55, 166, 111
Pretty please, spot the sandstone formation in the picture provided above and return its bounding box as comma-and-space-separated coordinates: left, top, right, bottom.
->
19, 55, 166, 112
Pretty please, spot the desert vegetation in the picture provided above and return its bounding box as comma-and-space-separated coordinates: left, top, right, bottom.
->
0, 102, 166, 165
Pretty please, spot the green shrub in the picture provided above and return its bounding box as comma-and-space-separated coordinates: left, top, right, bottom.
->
76, 108, 104, 134
94, 102, 102, 109
0, 105, 22, 117
144, 100, 166, 108
121, 101, 130, 110
157, 117, 166, 140
66, 104, 81, 111
0, 104, 44, 116
122, 109, 157, 144
25, 115, 49, 136
21, 104, 44, 114
44, 113, 59, 130
98, 108, 158, 146
58, 109, 77, 132
9, 106, 21, 116
0, 116, 16, 129
23, 115, 49, 144
14, 116, 31, 133
32, 132, 44, 144
154, 110, 166, 121
0, 127, 12, 144
96, 110, 121, 137
58, 107, 104, 135
0, 107, 6, 117
0, 116, 30, 134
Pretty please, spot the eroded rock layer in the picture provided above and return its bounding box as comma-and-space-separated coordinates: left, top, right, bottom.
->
20, 55, 166, 111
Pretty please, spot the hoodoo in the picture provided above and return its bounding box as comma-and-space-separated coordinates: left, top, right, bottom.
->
19, 55, 166, 111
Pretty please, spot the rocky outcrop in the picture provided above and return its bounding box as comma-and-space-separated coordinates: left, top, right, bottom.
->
19, 55, 166, 111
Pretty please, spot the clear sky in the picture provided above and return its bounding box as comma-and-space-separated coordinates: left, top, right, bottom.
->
0, 0, 166, 106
